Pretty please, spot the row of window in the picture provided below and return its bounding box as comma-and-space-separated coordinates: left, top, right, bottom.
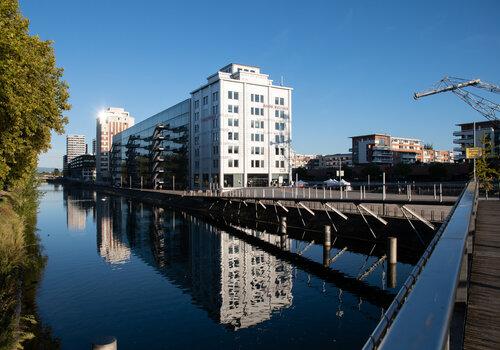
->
251, 120, 264, 129
251, 160, 265, 168
228, 159, 239, 167
228, 91, 239, 100
251, 146, 264, 155
228, 118, 239, 127
228, 105, 239, 113
275, 110, 287, 118
228, 132, 239, 140
194, 92, 284, 109
251, 94, 265, 102
275, 122, 285, 131
251, 107, 264, 116
251, 133, 264, 142
275, 160, 286, 168
228, 145, 239, 154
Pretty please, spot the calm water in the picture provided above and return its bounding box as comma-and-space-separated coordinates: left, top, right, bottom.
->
33, 184, 415, 349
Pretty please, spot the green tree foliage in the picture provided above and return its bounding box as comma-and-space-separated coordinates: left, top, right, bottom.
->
0, 0, 70, 190
476, 135, 500, 191
52, 168, 60, 176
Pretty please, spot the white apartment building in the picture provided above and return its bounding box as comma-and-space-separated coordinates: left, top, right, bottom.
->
190, 64, 292, 189
64, 134, 86, 174
96, 107, 134, 181
66, 134, 86, 162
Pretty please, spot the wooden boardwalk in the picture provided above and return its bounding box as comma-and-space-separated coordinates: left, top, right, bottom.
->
464, 200, 500, 350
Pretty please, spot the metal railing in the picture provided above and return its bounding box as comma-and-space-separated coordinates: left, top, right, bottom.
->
362, 181, 477, 350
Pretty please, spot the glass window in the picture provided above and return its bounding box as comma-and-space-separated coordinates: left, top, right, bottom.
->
228, 132, 233, 140
234, 106, 239, 113
234, 92, 239, 100
234, 159, 239, 167
234, 119, 239, 127
228, 91, 233, 99
234, 132, 239, 140
275, 97, 279, 105
228, 105, 233, 113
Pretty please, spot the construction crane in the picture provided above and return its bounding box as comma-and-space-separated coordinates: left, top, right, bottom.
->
414, 76, 500, 125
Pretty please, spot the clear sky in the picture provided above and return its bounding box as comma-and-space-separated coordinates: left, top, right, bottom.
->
19, 0, 500, 169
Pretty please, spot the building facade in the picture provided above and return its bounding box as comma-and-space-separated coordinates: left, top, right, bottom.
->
110, 100, 190, 189
64, 134, 86, 174
422, 149, 454, 163
290, 152, 316, 169
67, 154, 96, 182
390, 137, 423, 163
190, 64, 292, 189
96, 107, 134, 182
351, 134, 393, 164
453, 121, 499, 162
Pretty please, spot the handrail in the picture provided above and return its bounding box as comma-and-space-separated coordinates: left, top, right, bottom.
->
362, 181, 477, 350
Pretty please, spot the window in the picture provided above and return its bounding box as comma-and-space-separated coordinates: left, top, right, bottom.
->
194, 136, 199, 145
280, 97, 284, 105
228, 105, 239, 114
280, 110, 285, 118
212, 91, 218, 101
194, 124, 199, 133
276, 160, 280, 168
228, 118, 233, 127
213, 159, 218, 168
234, 132, 239, 140
228, 105, 233, 113
228, 132, 233, 140
275, 135, 285, 143
234, 159, 239, 167
281, 160, 285, 168
275, 97, 279, 105
194, 112, 199, 120
194, 148, 200, 156
212, 105, 218, 115
212, 118, 217, 128
228, 91, 239, 100
275, 147, 279, 155
234, 106, 239, 113
194, 100, 200, 108
275, 110, 279, 118
275, 122, 285, 130
203, 96, 208, 105
228, 159, 233, 167
234, 118, 239, 127
234, 146, 239, 154
213, 145, 219, 155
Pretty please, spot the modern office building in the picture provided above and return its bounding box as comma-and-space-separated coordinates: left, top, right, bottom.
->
96, 107, 134, 182
67, 154, 96, 182
110, 63, 292, 189
453, 121, 499, 162
110, 100, 190, 189
190, 63, 292, 188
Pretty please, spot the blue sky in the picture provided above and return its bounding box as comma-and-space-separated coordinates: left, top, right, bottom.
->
20, 0, 500, 168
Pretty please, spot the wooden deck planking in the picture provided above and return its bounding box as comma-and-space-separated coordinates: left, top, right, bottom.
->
463, 201, 500, 350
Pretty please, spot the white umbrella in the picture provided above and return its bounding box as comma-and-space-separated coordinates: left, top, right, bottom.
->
324, 178, 339, 187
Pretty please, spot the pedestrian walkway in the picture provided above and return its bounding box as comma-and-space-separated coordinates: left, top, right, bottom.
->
463, 200, 500, 350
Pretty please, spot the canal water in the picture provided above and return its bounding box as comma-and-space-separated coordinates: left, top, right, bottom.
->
33, 184, 416, 349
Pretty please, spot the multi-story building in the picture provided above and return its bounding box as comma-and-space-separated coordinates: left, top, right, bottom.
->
96, 107, 134, 182
290, 151, 316, 169
351, 134, 393, 164
91, 138, 96, 155
190, 63, 292, 189
422, 149, 454, 163
64, 134, 86, 174
110, 100, 190, 189
67, 154, 96, 182
390, 137, 423, 163
453, 121, 499, 162
110, 63, 292, 190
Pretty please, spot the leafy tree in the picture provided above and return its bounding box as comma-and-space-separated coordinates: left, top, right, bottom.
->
424, 143, 434, 150
476, 135, 500, 191
0, 0, 70, 190
52, 168, 60, 176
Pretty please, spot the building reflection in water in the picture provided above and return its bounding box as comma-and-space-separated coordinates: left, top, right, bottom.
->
92, 195, 293, 330
63, 187, 95, 231
95, 194, 131, 264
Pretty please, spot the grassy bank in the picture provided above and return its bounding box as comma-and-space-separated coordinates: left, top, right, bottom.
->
0, 177, 60, 350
